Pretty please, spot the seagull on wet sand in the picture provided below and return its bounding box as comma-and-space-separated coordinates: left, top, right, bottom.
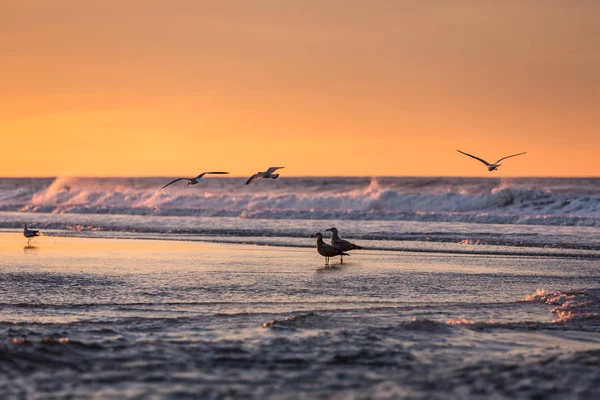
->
161, 172, 229, 189
325, 227, 363, 264
457, 150, 527, 172
245, 167, 284, 185
313, 232, 349, 266
23, 225, 40, 245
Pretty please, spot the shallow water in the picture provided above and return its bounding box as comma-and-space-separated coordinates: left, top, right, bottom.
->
1, 234, 599, 398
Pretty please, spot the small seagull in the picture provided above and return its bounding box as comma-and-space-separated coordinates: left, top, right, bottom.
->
245, 167, 284, 185
161, 172, 229, 189
313, 232, 349, 266
325, 227, 363, 264
457, 150, 527, 172
23, 224, 41, 245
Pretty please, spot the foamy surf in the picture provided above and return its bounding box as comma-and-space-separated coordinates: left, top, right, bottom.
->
525, 288, 600, 323
1, 177, 599, 226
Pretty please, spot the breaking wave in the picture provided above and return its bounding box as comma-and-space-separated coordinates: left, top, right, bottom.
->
525, 288, 600, 323
1, 176, 599, 226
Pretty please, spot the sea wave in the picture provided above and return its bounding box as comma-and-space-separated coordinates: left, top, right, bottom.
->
524, 288, 600, 323
0, 177, 599, 226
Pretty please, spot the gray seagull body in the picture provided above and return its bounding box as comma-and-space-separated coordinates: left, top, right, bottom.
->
325, 227, 363, 264
246, 167, 284, 185
23, 225, 40, 244
162, 172, 229, 189
457, 150, 527, 172
313, 232, 348, 266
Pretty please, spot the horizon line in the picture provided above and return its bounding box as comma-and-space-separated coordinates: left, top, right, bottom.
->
0, 175, 598, 179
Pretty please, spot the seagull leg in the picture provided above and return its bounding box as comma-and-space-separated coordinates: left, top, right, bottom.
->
340, 255, 344, 264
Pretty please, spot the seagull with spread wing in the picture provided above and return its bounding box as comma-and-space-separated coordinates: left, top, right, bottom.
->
245, 167, 284, 185
457, 150, 527, 171
161, 172, 229, 189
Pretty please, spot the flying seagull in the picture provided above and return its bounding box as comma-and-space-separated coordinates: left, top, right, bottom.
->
161, 172, 229, 189
23, 225, 41, 245
313, 232, 349, 266
457, 150, 527, 171
245, 167, 284, 185
325, 227, 363, 264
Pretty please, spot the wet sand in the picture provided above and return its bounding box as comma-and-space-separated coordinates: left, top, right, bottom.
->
1, 232, 599, 398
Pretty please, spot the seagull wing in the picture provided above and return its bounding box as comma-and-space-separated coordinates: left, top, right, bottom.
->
339, 238, 354, 248
195, 172, 229, 179
319, 242, 348, 257
161, 178, 186, 189
246, 173, 261, 185
457, 150, 491, 166
495, 152, 527, 164
265, 167, 284, 174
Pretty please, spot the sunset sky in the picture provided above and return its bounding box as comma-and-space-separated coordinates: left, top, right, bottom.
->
1, 1, 599, 177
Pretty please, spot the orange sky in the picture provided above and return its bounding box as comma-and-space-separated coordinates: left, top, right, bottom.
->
1, 1, 599, 177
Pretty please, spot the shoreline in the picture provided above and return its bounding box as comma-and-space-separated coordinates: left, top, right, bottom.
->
2, 228, 600, 261
2, 228, 599, 398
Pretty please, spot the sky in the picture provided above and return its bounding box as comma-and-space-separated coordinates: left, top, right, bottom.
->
1, 1, 599, 177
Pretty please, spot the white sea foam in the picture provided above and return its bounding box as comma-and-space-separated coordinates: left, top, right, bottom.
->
525, 288, 600, 323
1, 177, 598, 226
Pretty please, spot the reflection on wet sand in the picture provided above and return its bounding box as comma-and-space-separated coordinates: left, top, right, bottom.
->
23, 245, 38, 253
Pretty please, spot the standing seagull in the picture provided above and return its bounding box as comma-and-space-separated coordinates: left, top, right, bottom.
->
457, 150, 527, 172
313, 232, 349, 266
23, 225, 41, 245
245, 167, 284, 185
325, 227, 363, 264
161, 172, 229, 189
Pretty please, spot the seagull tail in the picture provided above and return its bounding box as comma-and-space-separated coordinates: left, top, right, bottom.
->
270, 174, 280, 179
351, 244, 363, 250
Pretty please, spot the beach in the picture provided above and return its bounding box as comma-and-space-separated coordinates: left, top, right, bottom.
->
2, 230, 599, 398
4, 1, 599, 396
1, 176, 599, 398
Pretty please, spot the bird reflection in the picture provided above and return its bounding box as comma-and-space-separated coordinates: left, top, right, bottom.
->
23, 245, 38, 253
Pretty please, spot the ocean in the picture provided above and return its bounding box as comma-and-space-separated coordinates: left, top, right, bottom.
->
1, 176, 599, 398
1, 176, 600, 247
